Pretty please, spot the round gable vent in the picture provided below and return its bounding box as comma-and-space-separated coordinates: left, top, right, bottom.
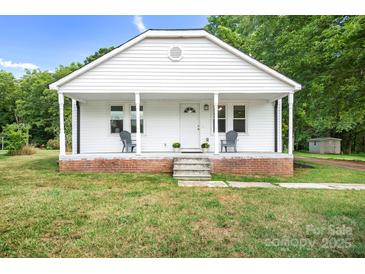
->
168, 45, 183, 61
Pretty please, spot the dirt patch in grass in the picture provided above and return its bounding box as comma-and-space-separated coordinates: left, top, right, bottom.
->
296, 157, 365, 172
193, 218, 238, 241
216, 192, 242, 206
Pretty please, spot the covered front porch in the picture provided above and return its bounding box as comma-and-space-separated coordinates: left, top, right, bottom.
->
57, 91, 294, 176
57, 91, 294, 157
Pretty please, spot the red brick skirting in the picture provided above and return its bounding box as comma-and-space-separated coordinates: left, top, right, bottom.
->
211, 158, 293, 176
59, 158, 173, 173
59, 157, 293, 176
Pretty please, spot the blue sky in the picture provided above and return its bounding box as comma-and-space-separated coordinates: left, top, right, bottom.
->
0, 16, 207, 77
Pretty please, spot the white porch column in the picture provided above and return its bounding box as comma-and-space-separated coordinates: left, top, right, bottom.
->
214, 93, 219, 155
58, 93, 66, 156
71, 99, 77, 155
135, 92, 141, 155
277, 99, 282, 153
288, 93, 294, 155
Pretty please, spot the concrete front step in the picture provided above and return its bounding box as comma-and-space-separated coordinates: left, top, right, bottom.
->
174, 166, 210, 171
174, 163, 210, 169
174, 158, 210, 164
173, 157, 212, 180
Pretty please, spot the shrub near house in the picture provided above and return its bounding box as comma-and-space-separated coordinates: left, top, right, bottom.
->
2, 123, 35, 155
46, 138, 60, 150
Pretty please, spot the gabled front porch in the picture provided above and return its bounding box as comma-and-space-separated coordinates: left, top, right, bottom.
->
57, 91, 294, 177
57, 91, 294, 156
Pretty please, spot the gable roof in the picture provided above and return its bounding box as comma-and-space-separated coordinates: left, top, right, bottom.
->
49, 29, 301, 91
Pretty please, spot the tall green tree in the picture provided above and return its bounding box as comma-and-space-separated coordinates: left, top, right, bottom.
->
15, 62, 82, 145
0, 46, 114, 145
12, 46, 115, 146
206, 16, 365, 152
0, 71, 19, 131
84, 47, 115, 64
15, 70, 61, 145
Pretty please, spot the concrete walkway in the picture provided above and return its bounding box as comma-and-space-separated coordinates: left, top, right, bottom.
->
178, 181, 365, 190
227, 182, 277, 188
178, 181, 227, 187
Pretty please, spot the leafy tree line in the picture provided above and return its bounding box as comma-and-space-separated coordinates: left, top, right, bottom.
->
206, 15, 365, 153
0, 47, 114, 149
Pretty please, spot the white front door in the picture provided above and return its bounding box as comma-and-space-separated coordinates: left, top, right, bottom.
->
180, 103, 200, 148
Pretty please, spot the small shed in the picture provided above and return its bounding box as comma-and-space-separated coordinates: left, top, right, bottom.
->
308, 137, 342, 154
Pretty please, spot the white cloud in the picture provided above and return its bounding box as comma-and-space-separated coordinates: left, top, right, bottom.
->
0, 58, 39, 70
133, 15, 146, 33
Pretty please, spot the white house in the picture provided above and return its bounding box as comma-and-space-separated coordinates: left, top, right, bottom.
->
50, 29, 301, 177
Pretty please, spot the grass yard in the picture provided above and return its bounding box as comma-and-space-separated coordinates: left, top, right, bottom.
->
213, 161, 365, 184
0, 150, 364, 257
295, 151, 365, 162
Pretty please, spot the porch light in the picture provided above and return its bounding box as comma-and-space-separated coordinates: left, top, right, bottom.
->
204, 104, 209, 111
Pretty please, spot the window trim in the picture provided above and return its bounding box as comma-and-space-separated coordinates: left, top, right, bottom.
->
209, 103, 249, 136
211, 104, 227, 135
108, 102, 146, 137
233, 105, 247, 133
130, 105, 145, 134
110, 105, 124, 134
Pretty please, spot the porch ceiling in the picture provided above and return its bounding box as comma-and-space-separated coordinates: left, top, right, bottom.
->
64, 92, 289, 102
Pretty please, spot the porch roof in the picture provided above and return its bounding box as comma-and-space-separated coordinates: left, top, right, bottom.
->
63, 91, 290, 103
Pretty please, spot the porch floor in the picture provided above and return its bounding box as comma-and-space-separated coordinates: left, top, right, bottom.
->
60, 151, 292, 161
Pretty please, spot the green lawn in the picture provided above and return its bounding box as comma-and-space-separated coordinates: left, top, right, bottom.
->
295, 151, 365, 162
0, 150, 364, 257
213, 160, 365, 184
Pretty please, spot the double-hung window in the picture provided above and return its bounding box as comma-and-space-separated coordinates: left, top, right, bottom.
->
110, 106, 123, 133
233, 105, 246, 133
131, 105, 144, 133
213, 105, 226, 133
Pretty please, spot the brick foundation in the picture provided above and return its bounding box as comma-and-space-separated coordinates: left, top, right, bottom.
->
211, 157, 293, 176
59, 158, 173, 173
59, 157, 293, 176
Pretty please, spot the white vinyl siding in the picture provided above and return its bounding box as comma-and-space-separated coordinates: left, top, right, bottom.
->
79, 100, 274, 153
60, 38, 293, 93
